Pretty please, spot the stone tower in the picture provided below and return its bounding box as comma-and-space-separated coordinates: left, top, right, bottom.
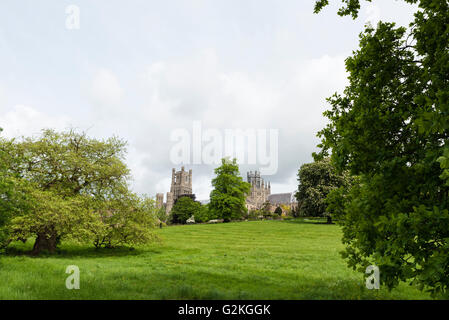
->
246, 170, 271, 210
166, 192, 174, 213
156, 193, 164, 209
165, 166, 193, 213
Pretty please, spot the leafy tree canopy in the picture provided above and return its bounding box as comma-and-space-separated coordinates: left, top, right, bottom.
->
1, 129, 156, 254
314, 0, 418, 19
89, 193, 158, 249
209, 158, 251, 222
194, 204, 211, 223
6, 129, 130, 199
0, 128, 24, 247
315, 0, 449, 296
170, 196, 201, 224
296, 158, 352, 219
274, 206, 283, 216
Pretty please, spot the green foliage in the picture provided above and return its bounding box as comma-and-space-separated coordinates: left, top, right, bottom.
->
261, 201, 273, 218
155, 206, 169, 223
274, 206, 283, 216
0, 129, 28, 248
290, 206, 300, 218
5, 129, 129, 198
8, 187, 96, 254
0, 177, 12, 247
437, 146, 449, 186
0, 129, 33, 248
90, 193, 158, 248
248, 209, 261, 220
314, 0, 418, 19
281, 204, 292, 217
1, 129, 156, 254
0, 128, 10, 244
296, 158, 351, 218
315, 0, 449, 296
0, 157, 11, 245
209, 158, 251, 222
194, 204, 211, 223
170, 196, 201, 224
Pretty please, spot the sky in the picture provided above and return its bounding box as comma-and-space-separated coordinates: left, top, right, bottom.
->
0, 0, 418, 200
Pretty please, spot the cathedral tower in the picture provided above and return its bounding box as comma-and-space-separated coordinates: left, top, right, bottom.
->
246, 170, 271, 210
165, 166, 193, 213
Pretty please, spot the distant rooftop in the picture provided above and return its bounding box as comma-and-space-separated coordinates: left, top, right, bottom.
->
268, 193, 294, 205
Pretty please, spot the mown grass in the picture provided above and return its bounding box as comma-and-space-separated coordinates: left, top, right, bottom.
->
0, 219, 434, 299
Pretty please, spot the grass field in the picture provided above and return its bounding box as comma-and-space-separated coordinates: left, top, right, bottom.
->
0, 219, 434, 299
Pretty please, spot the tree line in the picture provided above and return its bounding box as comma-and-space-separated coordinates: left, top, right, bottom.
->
166, 158, 294, 225
0, 130, 288, 255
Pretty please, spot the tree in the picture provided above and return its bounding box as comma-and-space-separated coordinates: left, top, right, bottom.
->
314, 0, 449, 296
274, 206, 283, 216
0, 128, 29, 248
170, 196, 201, 224
194, 204, 211, 223
0, 128, 12, 246
209, 158, 251, 222
291, 205, 300, 218
248, 209, 261, 220
6, 129, 129, 199
0, 172, 14, 247
156, 206, 168, 224
90, 193, 158, 249
280, 204, 292, 217
2, 129, 154, 254
261, 201, 272, 218
295, 158, 351, 221
9, 188, 95, 254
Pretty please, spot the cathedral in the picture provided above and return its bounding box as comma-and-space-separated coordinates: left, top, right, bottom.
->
156, 166, 193, 214
156, 167, 297, 215
245, 170, 298, 214
245, 170, 271, 211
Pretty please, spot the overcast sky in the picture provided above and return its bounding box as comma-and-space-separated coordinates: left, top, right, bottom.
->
0, 0, 417, 200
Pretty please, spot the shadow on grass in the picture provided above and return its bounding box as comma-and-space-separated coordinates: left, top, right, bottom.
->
277, 218, 336, 225
144, 268, 415, 300
3, 242, 161, 259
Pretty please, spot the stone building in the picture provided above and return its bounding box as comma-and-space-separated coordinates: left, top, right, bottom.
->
156, 193, 164, 209
245, 171, 271, 211
268, 192, 298, 214
156, 167, 297, 216
244, 170, 298, 214
156, 167, 193, 214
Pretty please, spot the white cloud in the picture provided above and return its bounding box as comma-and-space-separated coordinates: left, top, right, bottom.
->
0, 0, 418, 203
0, 51, 348, 201
125, 51, 348, 199
0, 105, 71, 138
88, 68, 124, 111
0, 86, 6, 111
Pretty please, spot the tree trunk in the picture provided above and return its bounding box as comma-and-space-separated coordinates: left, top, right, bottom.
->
32, 232, 58, 255
326, 215, 333, 224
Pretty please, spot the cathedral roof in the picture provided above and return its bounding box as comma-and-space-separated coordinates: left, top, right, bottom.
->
268, 193, 293, 205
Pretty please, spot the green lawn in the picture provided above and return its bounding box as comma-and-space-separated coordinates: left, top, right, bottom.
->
0, 219, 434, 299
